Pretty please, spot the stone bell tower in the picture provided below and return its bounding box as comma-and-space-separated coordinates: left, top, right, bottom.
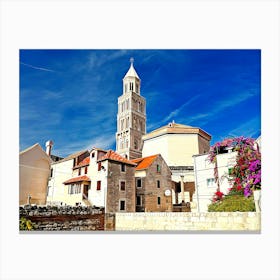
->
116, 58, 146, 160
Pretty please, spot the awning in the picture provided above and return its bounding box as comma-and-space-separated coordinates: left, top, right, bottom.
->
63, 175, 91, 185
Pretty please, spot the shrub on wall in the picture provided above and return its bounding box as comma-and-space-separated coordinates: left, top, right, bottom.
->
19, 217, 35, 230
208, 195, 256, 212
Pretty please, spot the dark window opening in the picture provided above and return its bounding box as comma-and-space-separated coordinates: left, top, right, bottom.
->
136, 178, 142, 188
98, 162, 102, 171
120, 200, 125, 211
120, 181, 126, 191
121, 163, 126, 172
157, 180, 160, 188
157, 197, 161, 205
97, 181, 101, 191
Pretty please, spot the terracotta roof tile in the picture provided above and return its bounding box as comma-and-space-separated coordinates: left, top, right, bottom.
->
131, 154, 159, 170
74, 156, 90, 168
63, 175, 91, 185
98, 150, 137, 166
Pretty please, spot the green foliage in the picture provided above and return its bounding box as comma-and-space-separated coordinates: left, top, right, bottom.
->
20, 217, 34, 230
208, 195, 256, 212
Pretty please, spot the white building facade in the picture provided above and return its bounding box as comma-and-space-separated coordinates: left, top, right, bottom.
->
193, 150, 238, 212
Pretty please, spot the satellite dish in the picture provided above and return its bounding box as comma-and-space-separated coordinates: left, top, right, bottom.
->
164, 189, 171, 196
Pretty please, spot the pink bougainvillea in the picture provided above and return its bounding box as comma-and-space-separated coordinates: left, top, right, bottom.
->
208, 136, 261, 199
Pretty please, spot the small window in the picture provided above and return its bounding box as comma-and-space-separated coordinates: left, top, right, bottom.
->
156, 164, 161, 173
91, 152, 95, 158
50, 168, 53, 178
120, 181, 126, 191
157, 197, 161, 205
121, 163, 126, 172
157, 180, 160, 188
120, 200, 126, 211
84, 166, 88, 174
98, 162, 102, 171
136, 196, 141, 206
78, 168, 81, 176
97, 181, 101, 191
207, 178, 215, 188
136, 178, 142, 188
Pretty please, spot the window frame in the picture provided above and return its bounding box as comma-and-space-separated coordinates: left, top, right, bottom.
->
120, 180, 126, 191
119, 200, 126, 211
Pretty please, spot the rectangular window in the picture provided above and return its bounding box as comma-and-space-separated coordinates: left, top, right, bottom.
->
136, 196, 141, 206
157, 197, 161, 205
50, 168, 53, 178
84, 166, 88, 174
121, 163, 126, 172
157, 180, 160, 188
78, 168, 81, 176
98, 162, 102, 171
97, 181, 101, 191
136, 178, 142, 188
120, 200, 126, 211
68, 184, 81, 194
156, 164, 161, 173
120, 181, 126, 191
207, 178, 215, 188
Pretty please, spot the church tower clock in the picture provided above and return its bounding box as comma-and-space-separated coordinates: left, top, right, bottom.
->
116, 58, 146, 160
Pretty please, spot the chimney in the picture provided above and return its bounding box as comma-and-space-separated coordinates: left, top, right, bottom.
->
45, 140, 54, 156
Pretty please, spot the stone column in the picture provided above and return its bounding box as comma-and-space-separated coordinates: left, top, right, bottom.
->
180, 175, 185, 203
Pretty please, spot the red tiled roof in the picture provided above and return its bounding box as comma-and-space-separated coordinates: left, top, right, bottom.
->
98, 150, 137, 166
74, 156, 90, 168
131, 154, 159, 170
63, 175, 91, 185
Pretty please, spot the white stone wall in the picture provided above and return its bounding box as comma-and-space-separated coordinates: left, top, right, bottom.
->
193, 152, 238, 212
115, 212, 260, 231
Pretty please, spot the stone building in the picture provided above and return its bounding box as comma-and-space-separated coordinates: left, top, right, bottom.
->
116, 58, 146, 160
47, 149, 90, 206
47, 147, 137, 213
19, 143, 51, 205
132, 154, 172, 212
97, 150, 137, 212
142, 122, 211, 209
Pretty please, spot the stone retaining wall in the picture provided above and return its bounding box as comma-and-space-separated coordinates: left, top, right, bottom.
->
20, 205, 105, 231
115, 212, 261, 231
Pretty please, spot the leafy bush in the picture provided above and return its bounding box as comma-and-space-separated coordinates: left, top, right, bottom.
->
20, 217, 34, 230
208, 195, 255, 212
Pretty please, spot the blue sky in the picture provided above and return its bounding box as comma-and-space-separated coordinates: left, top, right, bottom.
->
20, 49, 261, 158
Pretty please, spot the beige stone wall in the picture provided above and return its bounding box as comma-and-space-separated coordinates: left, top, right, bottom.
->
20, 144, 51, 205
136, 155, 172, 212
114, 212, 261, 231
198, 135, 211, 154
